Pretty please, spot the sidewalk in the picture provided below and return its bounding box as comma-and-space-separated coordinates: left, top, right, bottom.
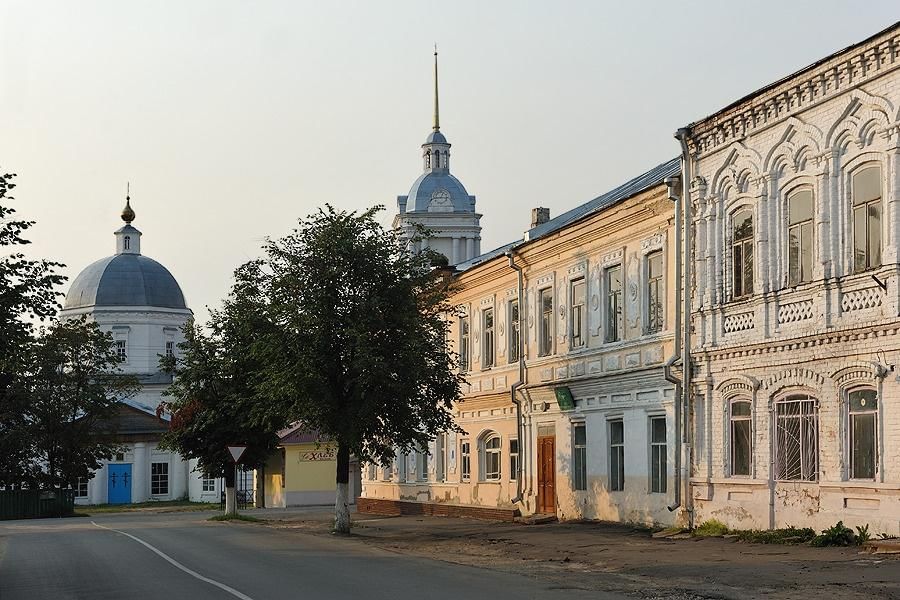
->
257, 509, 900, 600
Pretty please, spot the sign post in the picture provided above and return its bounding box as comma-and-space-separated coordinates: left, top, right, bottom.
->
225, 445, 247, 516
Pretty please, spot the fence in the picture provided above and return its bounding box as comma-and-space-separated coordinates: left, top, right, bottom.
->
0, 489, 76, 520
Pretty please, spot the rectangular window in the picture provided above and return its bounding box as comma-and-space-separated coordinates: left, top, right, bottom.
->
573, 423, 587, 491
367, 463, 377, 481
787, 190, 814, 285
646, 251, 663, 334
201, 473, 215, 493
849, 389, 878, 480
852, 165, 882, 273
436, 434, 447, 483
508, 299, 520, 364
609, 420, 624, 491
606, 266, 623, 342
459, 317, 470, 372
417, 450, 428, 482
483, 436, 501, 481
570, 278, 586, 349
165, 340, 175, 358
775, 396, 818, 481
509, 438, 519, 481
75, 477, 88, 498
397, 453, 408, 482
482, 308, 494, 368
730, 401, 752, 476
381, 461, 391, 482
151, 462, 169, 495
650, 417, 667, 493
461, 441, 471, 482
539, 288, 553, 356
116, 340, 127, 363
732, 210, 754, 298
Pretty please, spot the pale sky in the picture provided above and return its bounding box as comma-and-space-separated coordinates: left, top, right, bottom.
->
3, 1, 898, 323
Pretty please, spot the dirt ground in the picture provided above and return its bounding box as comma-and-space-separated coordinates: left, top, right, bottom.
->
262, 511, 900, 600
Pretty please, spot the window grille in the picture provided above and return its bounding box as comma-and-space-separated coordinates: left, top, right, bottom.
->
775, 396, 818, 481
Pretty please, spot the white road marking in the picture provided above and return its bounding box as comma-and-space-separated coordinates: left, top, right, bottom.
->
91, 521, 255, 600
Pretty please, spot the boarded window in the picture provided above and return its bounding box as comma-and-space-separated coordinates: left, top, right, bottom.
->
573, 423, 587, 491
849, 389, 877, 480
775, 395, 818, 481
609, 420, 624, 491
730, 400, 752, 476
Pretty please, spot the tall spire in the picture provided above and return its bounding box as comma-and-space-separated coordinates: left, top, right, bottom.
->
433, 45, 440, 132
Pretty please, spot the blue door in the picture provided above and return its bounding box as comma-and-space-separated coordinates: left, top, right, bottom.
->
108, 464, 132, 504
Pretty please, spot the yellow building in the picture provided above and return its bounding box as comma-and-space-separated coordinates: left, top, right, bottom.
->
363, 158, 687, 525
263, 425, 360, 508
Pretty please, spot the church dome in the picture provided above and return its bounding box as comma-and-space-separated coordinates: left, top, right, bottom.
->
64, 254, 187, 310
406, 171, 474, 213
425, 130, 447, 144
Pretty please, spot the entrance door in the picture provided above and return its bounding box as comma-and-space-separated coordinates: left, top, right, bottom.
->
537, 436, 556, 514
108, 464, 132, 504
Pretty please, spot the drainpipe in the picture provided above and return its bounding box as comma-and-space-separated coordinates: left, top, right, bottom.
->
506, 251, 527, 506
664, 173, 683, 514
675, 127, 694, 527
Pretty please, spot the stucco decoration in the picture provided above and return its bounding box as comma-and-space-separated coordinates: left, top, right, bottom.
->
763, 367, 826, 396
824, 90, 895, 150
428, 188, 454, 212
831, 361, 887, 390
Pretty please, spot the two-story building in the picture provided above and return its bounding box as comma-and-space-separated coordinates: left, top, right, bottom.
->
362, 156, 684, 525
682, 23, 900, 534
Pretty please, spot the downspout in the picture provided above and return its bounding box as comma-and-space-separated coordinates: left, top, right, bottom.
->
663, 173, 683, 514
675, 127, 694, 526
506, 251, 526, 506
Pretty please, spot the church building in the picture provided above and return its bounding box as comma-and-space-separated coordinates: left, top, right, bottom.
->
61, 195, 220, 505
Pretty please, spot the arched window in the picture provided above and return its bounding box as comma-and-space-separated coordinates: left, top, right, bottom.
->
434, 150, 441, 168
774, 394, 818, 481
124, 236, 131, 250
852, 165, 882, 273
848, 388, 878, 480
787, 189, 813, 285
479, 433, 501, 481
732, 210, 754, 298
425, 151, 431, 169
729, 399, 752, 476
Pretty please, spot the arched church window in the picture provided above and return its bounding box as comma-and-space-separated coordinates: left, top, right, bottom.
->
124, 236, 130, 250
434, 150, 441, 168
425, 151, 431, 169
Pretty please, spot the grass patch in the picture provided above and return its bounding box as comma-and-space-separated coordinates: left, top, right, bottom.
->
734, 526, 816, 545
75, 500, 215, 515
208, 513, 263, 523
693, 519, 729, 537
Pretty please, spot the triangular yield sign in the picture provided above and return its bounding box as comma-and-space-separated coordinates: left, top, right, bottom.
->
227, 445, 247, 463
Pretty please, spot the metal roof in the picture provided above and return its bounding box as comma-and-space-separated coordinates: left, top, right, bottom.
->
64, 253, 188, 310
455, 157, 680, 271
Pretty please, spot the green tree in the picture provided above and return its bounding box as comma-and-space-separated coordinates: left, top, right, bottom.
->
159, 266, 282, 515
249, 205, 462, 533
0, 170, 66, 485
13, 318, 139, 489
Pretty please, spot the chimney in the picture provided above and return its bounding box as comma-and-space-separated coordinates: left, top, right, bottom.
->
531, 207, 550, 229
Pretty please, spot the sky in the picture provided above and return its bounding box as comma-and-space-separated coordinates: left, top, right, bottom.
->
3, 1, 899, 324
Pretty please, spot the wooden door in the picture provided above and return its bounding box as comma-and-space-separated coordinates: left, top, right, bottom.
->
537, 436, 556, 514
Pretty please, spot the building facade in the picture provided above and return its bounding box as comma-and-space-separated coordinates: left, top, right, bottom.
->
684, 24, 900, 534
61, 197, 219, 505
364, 159, 684, 525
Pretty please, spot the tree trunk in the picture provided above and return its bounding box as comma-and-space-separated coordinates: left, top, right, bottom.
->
333, 443, 351, 534
224, 465, 237, 516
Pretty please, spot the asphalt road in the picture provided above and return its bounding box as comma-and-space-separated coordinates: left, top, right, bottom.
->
0, 509, 626, 600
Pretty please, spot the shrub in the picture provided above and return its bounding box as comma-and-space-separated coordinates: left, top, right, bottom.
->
811, 521, 856, 547
855, 524, 871, 544
694, 519, 729, 537
735, 526, 815, 545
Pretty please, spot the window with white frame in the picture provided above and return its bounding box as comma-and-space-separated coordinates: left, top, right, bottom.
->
539, 288, 553, 356
852, 164, 882, 273
774, 395, 818, 481
605, 266, 623, 342
729, 399, 752, 476
116, 339, 128, 363
435, 434, 448, 483
732, 210, 754, 298
646, 251, 663, 334
201, 473, 215, 493
508, 299, 520, 363
482, 308, 494, 368
572, 423, 587, 491
459, 316, 470, 372
848, 388, 878, 480
481, 434, 501, 481
509, 438, 519, 481
75, 477, 88, 498
609, 420, 624, 491
787, 189, 814, 285
151, 462, 169, 495
460, 441, 471, 481
397, 452, 408, 482
570, 278, 586, 349
416, 449, 428, 482
649, 416, 666, 493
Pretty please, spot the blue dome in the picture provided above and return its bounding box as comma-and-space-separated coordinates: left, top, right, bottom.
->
425, 130, 448, 144
406, 171, 474, 213
64, 254, 187, 310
